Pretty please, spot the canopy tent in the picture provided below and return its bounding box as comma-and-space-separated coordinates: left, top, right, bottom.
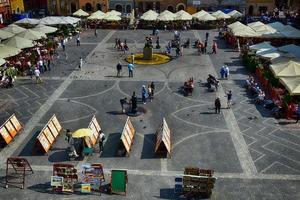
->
157, 10, 175, 21
0, 44, 22, 58
141, 10, 159, 21
175, 10, 192, 21
228, 10, 243, 18
103, 13, 121, 21
0, 58, 6, 66
192, 10, 216, 21
3, 24, 26, 34
14, 18, 40, 25
230, 23, 260, 37
107, 10, 121, 16
270, 60, 300, 77
3, 36, 34, 49
279, 77, 300, 95
31, 24, 58, 34
248, 21, 282, 38
17, 29, 46, 40
268, 22, 286, 32
212, 10, 231, 19
278, 44, 300, 59
88, 10, 106, 20
73, 9, 89, 17
281, 25, 300, 39
39, 16, 76, 25
0, 29, 15, 40
249, 41, 276, 52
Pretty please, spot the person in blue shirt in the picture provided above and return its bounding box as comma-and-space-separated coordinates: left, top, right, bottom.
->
296, 103, 300, 123
128, 63, 134, 77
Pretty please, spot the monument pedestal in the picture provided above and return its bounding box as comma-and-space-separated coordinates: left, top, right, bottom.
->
143, 47, 153, 60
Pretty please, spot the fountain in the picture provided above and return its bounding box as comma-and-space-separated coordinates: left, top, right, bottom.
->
125, 37, 171, 65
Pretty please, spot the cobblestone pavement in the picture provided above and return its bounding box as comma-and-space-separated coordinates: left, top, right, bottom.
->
0, 29, 299, 200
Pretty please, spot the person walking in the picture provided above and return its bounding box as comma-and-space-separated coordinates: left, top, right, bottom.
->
120, 97, 127, 113
116, 61, 122, 77
99, 130, 105, 153
131, 92, 138, 113
147, 84, 153, 102
150, 82, 155, 98
128, 63, 134, 77
204, 40, 207, 53
212, 41, 217, 54
114, 38, 118, 48
79, 57, 83, 70
220, 66, 226, 79
61, 38, 65, 51
131, 53, 135, 64
47, 58, 51, 71
296, 103, 300, 123
225, 65, 230, 79
65, 129, 72, 143
226, 90, 233, 108
76, 35, 80, 46
34, 67, 42, 84
142, 85, 148, 104
94, 28, 97, 37
215, 97, 221, 114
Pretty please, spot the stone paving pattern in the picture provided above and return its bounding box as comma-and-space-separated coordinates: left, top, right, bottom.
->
0, 29, 299, 199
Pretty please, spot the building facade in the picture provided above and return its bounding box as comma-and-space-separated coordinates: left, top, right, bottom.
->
109, 0, 133, 13
10, 0, 25, 14
79, 0, 108, 12
0, 0, 10, 24
186, 0, 246, 13
246, 0, 275, 15
134, 0, 188, 14
23, 0, 48, 17
47, 0, 78, 15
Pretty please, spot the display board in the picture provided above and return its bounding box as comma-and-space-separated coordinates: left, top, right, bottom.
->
87, 115, 102, 146
118, 117, 135, 156
110, 170, 127, 195
0, 114, 23, 145
36, 114, 62, 153
155, 118, 172, 156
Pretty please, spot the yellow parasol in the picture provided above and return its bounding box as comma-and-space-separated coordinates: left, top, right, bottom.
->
72, 128, 93, 138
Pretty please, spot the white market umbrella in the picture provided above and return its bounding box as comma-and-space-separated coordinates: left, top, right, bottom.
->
103, 14, 121, 21
256, 49, 293, 60
228, 10, 243, 18
88, 10, 106, 20
268, 22, 286, 32
3, 24, 26, 34
192, 10, 216, 21
14, 18, 40, 25
107, 10, 121, 16
141, 10, 159, 21
17, 29, 46, 40
281, 25, 300, 39
0, 29, 15, 40
212, 10, 231, 19
0, 58, 6, 66
3, 36, 34, 49
31, 24, 58, 34
228, 21, 246, 30
279, 77, 300, 95
0, 44, 22, 58
73, 9, 89, 17
175, 10, 192, 21
270, 60, 300, 77
159, 10, 176, 18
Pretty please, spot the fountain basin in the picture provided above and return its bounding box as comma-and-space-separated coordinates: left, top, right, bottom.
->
125, 53, 171, 65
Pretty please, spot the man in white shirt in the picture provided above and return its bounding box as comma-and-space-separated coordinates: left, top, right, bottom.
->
34, 67, 42, 84
79, 57, 83, 70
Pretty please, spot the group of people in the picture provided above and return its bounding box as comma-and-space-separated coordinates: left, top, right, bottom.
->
220, 65, 230, 79
214, 90, 233, 114
115, 38, 129, 54
244, 75, 266, 104
183, 78, 194, 96
0, 67, 15, 88
120, 82, 155, 114
207, 74, 219, 92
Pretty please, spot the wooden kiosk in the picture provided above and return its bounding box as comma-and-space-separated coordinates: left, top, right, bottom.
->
35, 114, 63, 154
116, 117, 135, 157
83, 115, 102, 154
0, 114, 23, 146
154, 118, 172, 157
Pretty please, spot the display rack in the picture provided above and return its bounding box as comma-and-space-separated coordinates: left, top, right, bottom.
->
52, 163, 78, 193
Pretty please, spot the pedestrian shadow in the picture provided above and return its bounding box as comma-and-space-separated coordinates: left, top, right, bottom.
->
101, 133, 121, 158
140, 133, 156, 159
48, 150, 69, 163
106, 111, 124, 115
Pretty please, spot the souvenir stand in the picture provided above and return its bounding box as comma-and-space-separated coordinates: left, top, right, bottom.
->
175, 167, 216, 198
79, 163, 105, 194
116, 117, 135, 157
154, 118, 172, 158
52, 163, 78, 193
5, 157, 33, 189
0, 114, 23, 146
